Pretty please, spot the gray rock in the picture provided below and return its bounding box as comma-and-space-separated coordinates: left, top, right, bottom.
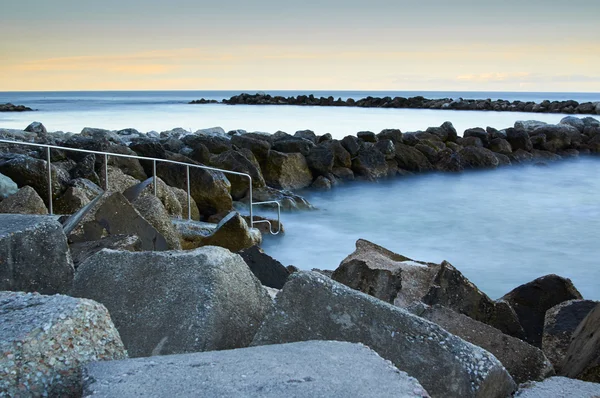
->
559, 303, 600, 382
55, 178, 104, 215
272, 137, 315, 156
514, 120, 548, 134
459, 147, 499, 169
560, 116, 585, 133
412, 304, 554, 384
0, 214, 74, 294
251, 271, 517, 398
294, 129, 317, 143
262, 151, 313, 190
352, 145, 389, 180
506, 128, 533, 152
0, 185, 48, 214
69, 234, 142, 268
210, 150, 266, 201
24, 121, 47, 135
501, 274, 583, 347
132, 195, 182, 250
357, 130, 377, 142
0, 172, 18, 199
464, 128, 490, 147
0, 291, 127, 397
543, 299, 598, 368
83, 341, 430, 398
238, 245, 290, 289
311, 175, 332, 189
515, 376, 600, 398
71, 247, 271, 358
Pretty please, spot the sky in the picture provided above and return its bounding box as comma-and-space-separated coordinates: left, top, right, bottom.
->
1, 0, 599, 92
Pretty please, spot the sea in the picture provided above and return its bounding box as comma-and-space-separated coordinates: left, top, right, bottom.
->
1, 90, 599, 300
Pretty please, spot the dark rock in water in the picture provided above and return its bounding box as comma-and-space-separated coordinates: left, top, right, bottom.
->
514, 120, 548, 134
238, 245, 290, 289
559, 303, 600, 382
542, 299, 598, 369
294, 129, 317, 143
394, 143, 433, 172
0, 215, 74, 294
506, 128, 533, 152
210, 150, 265, 200
24, 121, 47, 135
341, 135, 360, 156
489, 138, 513, 154
515, 376, 600, 397
508, 148, 534, 164
425, 122, 458, 142
501, 274, 583, 348
412, 304, 554, 384
332, 166, 355, 181
0, 185, 48, 214
318, 132, 333, 143
436, 149, 464, 172
458, 147, 499, 169
271, 137, 314, 156
531, 149, 561, 162
71, 247, 271, 358
351, 145, 389, 180
182, 131, 232, 154
311, 175, 332, 190
493, 153, 512, 167
0, 103, 33, 112
69, 234, 141, 268
83, 341, 430, 398
184, 211, 260, 252
231, 134, 271, 162
262, 151, 313, 190
560, 116, 585, 133
357, 131, 377, 143
248, 186, 313, 211
378, 128, 403, 144
0, 291, 127, 397
415, 143, 439, 164
321, 139, 352, 168
461, 136, 484, 148
306, 145, 334, 176
374, 139, 396, 160
0, 154, 70, 206
251, 271, 517, 398
464, 127, 490, 147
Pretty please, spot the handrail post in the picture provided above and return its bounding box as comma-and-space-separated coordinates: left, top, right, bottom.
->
153, 160, 157, 196
104, 153, 109, 191
248, 175, 253, 228
186, 165, 191, 220
46, 147, 53, 215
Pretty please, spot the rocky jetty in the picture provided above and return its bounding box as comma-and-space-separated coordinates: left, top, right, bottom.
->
0, 103, 34, 112
190, 93, 600, 115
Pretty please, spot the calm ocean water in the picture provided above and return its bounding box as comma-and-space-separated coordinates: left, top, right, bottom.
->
1, 90, 599, 300
1, 90, 599, 137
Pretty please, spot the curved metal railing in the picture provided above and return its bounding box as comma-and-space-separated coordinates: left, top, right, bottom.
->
0, 138, 281, 233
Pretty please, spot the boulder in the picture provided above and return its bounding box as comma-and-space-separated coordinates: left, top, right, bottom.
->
271, 138, 315, 156
412, 304, 554, 384
378, 128, 404, 143
306, 145, 334, 176
321, 139, 352, 168
247, 186, 313, 211
461, 136, 484, 148
251, 271, 517, 398
559, 303, 600, 381
311, 175, 332, 189
210, 150, 265, 200
493, 153, 512, 166
357, 131, 377, 142
501, 275, 583, 347
351, 145, 389, 180
294, 129, 317, 143
374, 139, 396, 160
177, 212, 261, 252
138, 177, 183, 219
508, 149, 534, 164
170, 186, 200, 221
489, 138, 513, 154
132, 195, 182, 250
341, 135, 360, 156
0, 154, 70, 206
55, 178, 104, 215
0, 291, 127, 397
0, 172, 18, 199
231, 134, 271, 162
506, 128, 533, 152
83, 341, 430, 398
394, 143, 433, 172
0, 185, 48, 214
516, 376, 600, 398
560, 116, 585, 133
436, 149, 464, 172
514, 120, 548, 134
459, 147, 499, 169
24, 121, 47, 135
425, 122, 458, 142
71, 247, 271, 357
262, 151, 313, 190
464, 128, 490, 147
0, 215, 74, 294
182, 131, 232, 154
542, 299, 598, 368
238, 245, 290, 289
102, 165, 140, 193
69, 234, 142, 268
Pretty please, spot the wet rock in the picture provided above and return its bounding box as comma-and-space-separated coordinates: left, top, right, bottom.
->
238, 245, 290, 289
0, 172, 18, 199
501, 274, 583, 347
560, 116, 585, 133
412, 304, 554, 384
459, 147, 499, 169
374, 139, 396, 160
436, 149, 464, 172
321, 139, 352, 168
83, 341, 430, 398
559, 303, 600, 382
306, 145, 334, 176
71, 247, 271, 357
247, 186, 313, 211
341, 135, 360, 156
132, 195, 182, 250
464, 128, 490, 147
0, 215, 74, 294
251, 271, 517, 398
0, 291, 127, 397
357, 131, 377, 142
262, 151, 313, 190
493, 153, 512, 166
489, 138, 513, 154
0, 185, 48, 214
542, 299, 598, 368
352, 145, 389, 180
378, 128, 404, 143
332, 166, 355, 181
506, 128, 533, 152
461, 136, 484, 148
394, 143, 433, 172
425, 122, 458, 142
271, 137, 314, 156
210, 150, 265, 200
231, 134, 271, 162
514, 120, 548, 134
181, 131, 231, 154
24, 121, 47, 135
294, 129, 317, 143
515, 376, 600, 398
508, 149, 534, 164
311, 175, 332, 190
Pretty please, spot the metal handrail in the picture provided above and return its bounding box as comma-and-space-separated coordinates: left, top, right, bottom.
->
0, 138, 280, 233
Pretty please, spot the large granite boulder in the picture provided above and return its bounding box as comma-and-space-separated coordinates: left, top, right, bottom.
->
251, 271, 517, 397
459, 147, 499, 169
351, 145, 389, 180
560, 116, 585, 133
0, 291, 127, 397
411, 304, 554, 384
262, 151, 313, 190
425, 122, 458, 142
132, 195, 182, 250
464, 128, 491, 147
210, 150, 265, 200
136, 177, 183, 218
231, 134, 271, 162
55, 178, 104, 215
83, 341, 429, 398
515, 377, 600, 398
71, 247, 272, 358
506, 128, 533, 152
321, 139, 352, 168
501, 275, 583, 347
306, 145, 334, 176
69, 234, 142, 268
271, 137, 315, 156
542, 299, 598, 368
394, 143, 433, 172
489, 138, 513, 154
0, 172, 18, 198
181, 131, 232, 154
0, 215, 74, 294
238, 245, 290, 289
559, 303, 600, 382
0, 185, 48, 214
532, 124, 581, 152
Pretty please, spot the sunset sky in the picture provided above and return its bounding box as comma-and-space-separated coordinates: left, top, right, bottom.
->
2, 0, 599, 92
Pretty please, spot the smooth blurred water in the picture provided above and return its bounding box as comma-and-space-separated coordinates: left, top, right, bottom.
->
1, 90, 598, 137
262, 158, 600, 301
